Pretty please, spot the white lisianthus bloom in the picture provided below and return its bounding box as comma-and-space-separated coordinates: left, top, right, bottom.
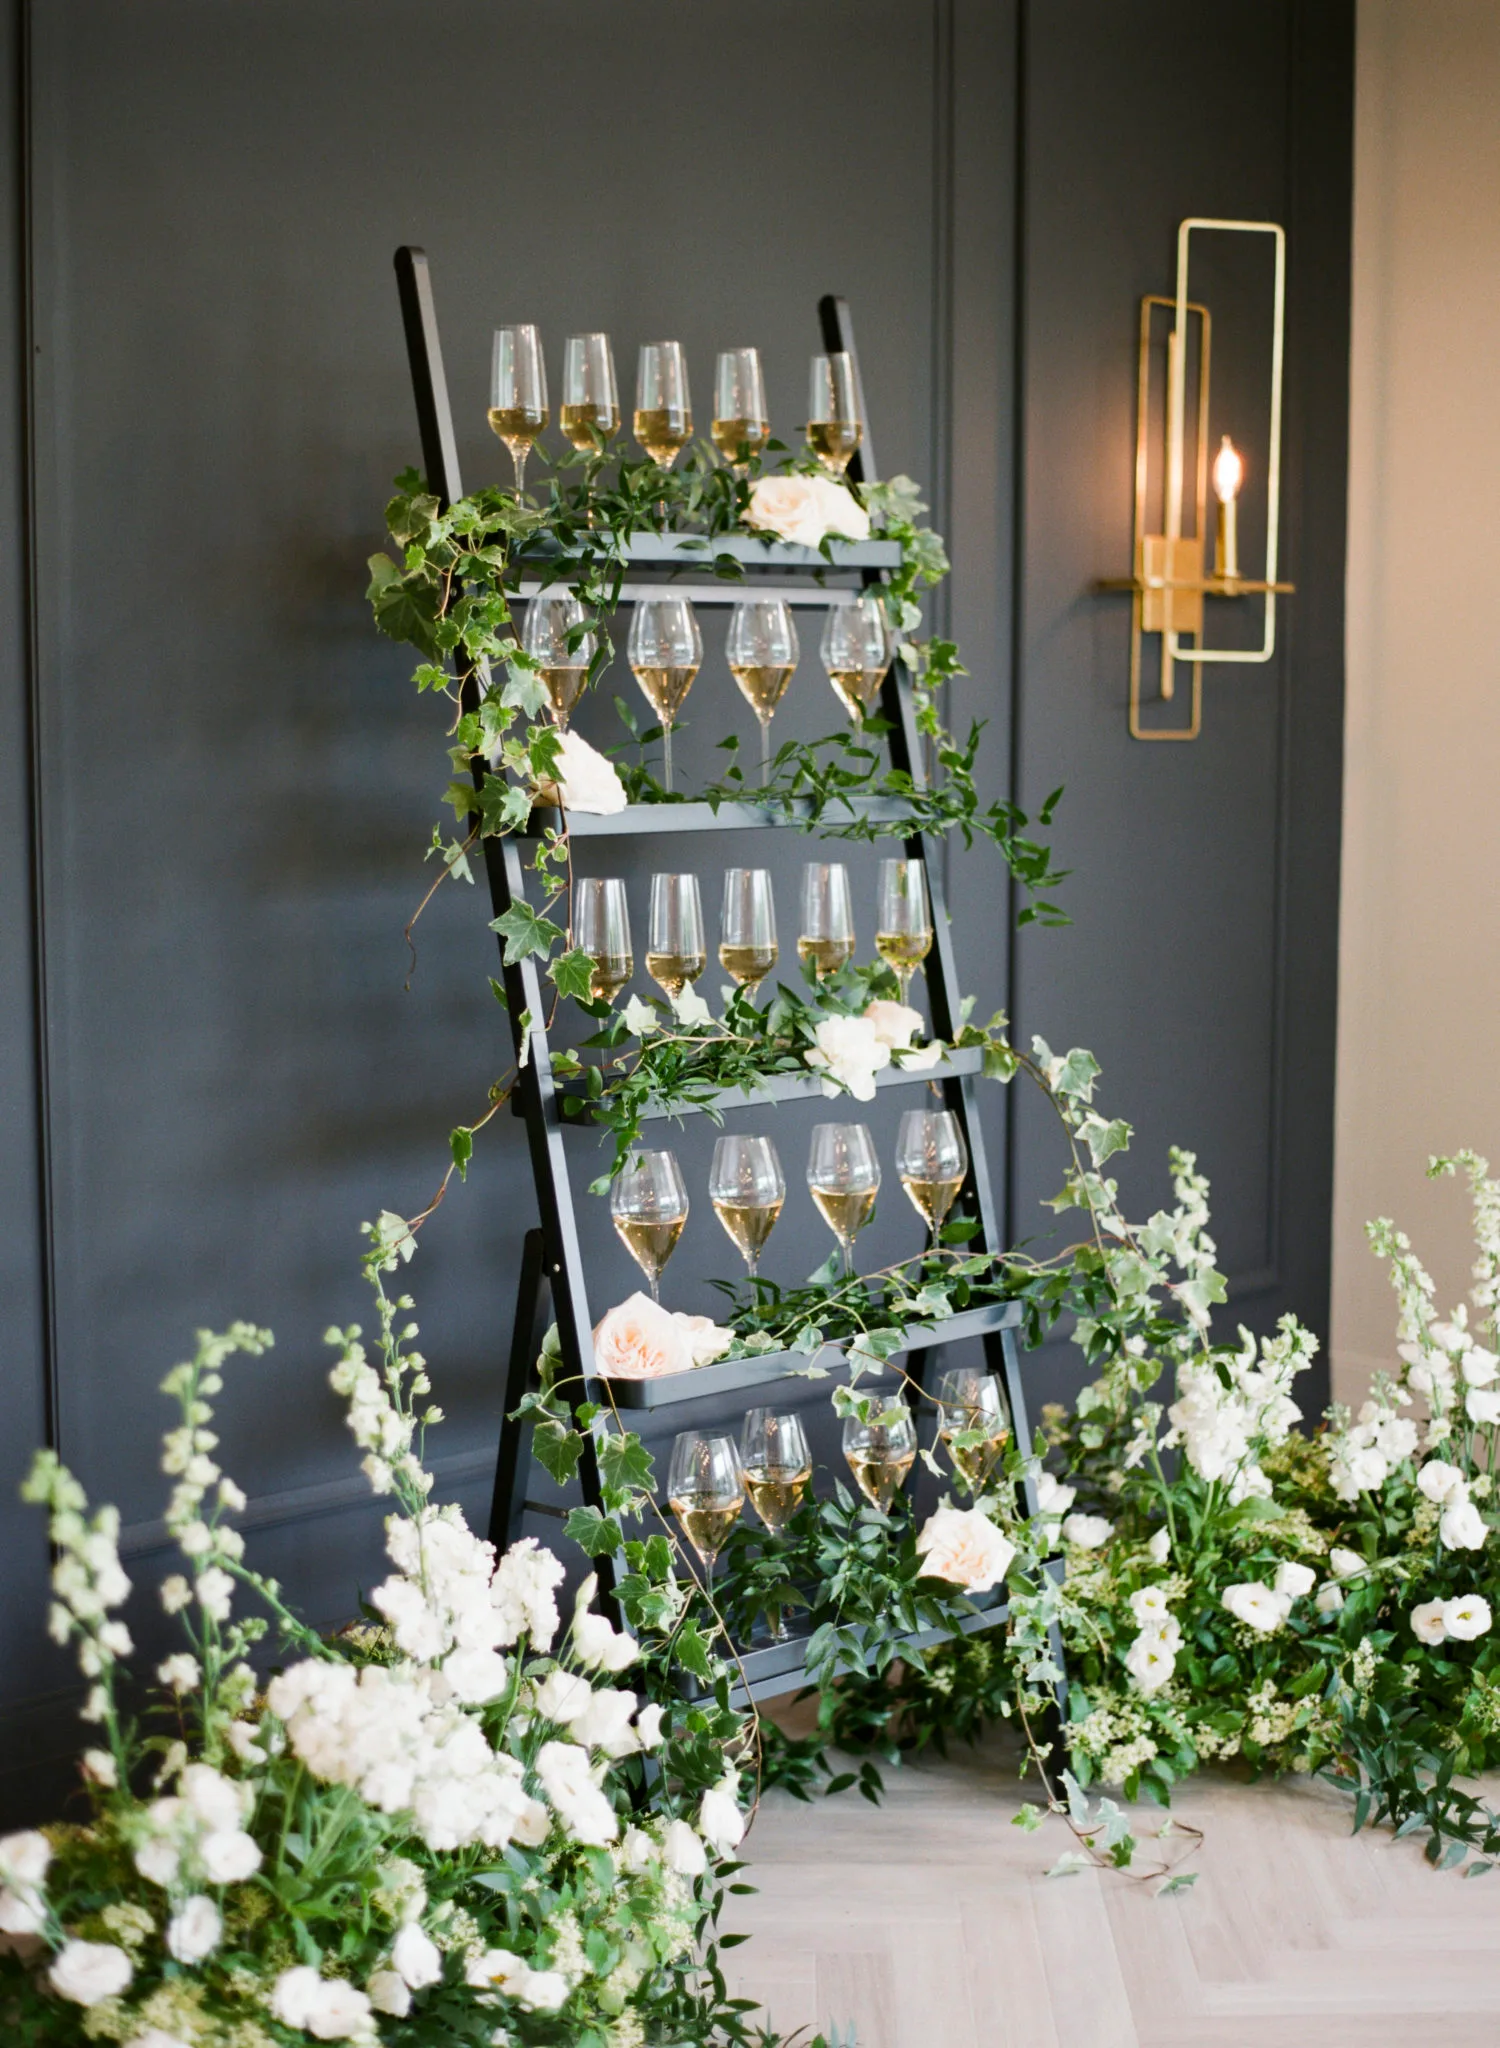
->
915, 1506, 1016, 1592
1416, 1460, 1468, 1507
535, 1741, 619, 1846
366, 1971, 411, 2018
900, 1039, 945, 1071
635, 1702, 666, 1750
592, 1295, 696, 1381
198, 1829, 262, 1885
392, 1923, 444, 1991
181, 1763, 250, 1833
1061, 1513, 1114, 1550
569, 1689, 640, 1755
699, 1779, 747, 1856
1274, 1561, 1317, 1600
534, 1670, 593, 1725
1128, 1586, 1172, 1627
166, 1895, 222, 1965
1034, 1472, 1077, 1518
537, 730, 627, 816
270, 1964, 375, 2040
1125, 1633, 1177, 1695
862, 999, 923, 1049
0, 1833, 51, 1891
620, 1826, 657, 1874
157, 1653, 200, 1695
661, 1817, 708, 1877
1221, 1581, 1292, 1634
670, 983, 713, 1029
517, 1969, 568, 2012
0, 1887, 46, 1936
573, 1609, 641, 1674
1443, 1593, 1493, 1641
1467, 1387, 1500, 1426
1147, 1527, 1171, 1565
1314, 1582, 1345, 1615
1441, 1498, 1488, 1551
1463, 1344, 1500, 1386
1410, 1599, 1449, 1645
673, 1312, 734, 1366
1328, 1546, 1367, 1580
804, 1013, 891, 1101
49, 1939, 133, 2004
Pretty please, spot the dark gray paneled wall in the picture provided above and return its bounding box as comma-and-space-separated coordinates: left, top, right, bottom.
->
0, 0, 1353, 1815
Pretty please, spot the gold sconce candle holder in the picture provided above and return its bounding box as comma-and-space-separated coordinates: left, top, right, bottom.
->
1100, 217, 1295, 741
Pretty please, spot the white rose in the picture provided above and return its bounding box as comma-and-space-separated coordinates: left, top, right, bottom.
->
804, 1013, 890, 1101
537, 730, 627, 816
745, 473, 868, 548
166, 1895, 222, 1965
1124, 1632, 1176, 1695
1441, 1498, 1488, 1551
593, 1293, 696, 1380
1443, 1593, 1493, 1641
49, 1938, 133, 2005
392, 1923, 443, 1991
698, 1780, 746, 1856
1410, 1598, 1449, 1645
1273, 1561, 1317, 1600
620, 1826, 657, 1874
1061, 1513, 1114, 1550
806, 472, 872, 540
1416, 1459, 1468, 1506
1328, 1546, 1368, 1580
1034, 1472, 1077, 1518
1221, 1581, 1292, 1634
1467, 1387, 1500, 1426
862, 999, 923, 1049
673, 1312, 734, 1366
0, 1832, 50, 1891
197, 1829, 262, 1885
661, 1817, 708, 1876
915, 1506, 1015, 1593
0, 1887, 45, 1936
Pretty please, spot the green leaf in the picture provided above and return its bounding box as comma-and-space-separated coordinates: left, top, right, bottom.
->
490, 901, 564, 966
564, 1507, 621, 1556
477, 773, 534, 836
449, 1127, 473, 1180
550, 947, 598, 1003
675, 1620, 714, 1683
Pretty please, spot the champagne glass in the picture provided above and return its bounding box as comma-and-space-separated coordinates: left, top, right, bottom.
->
574, 877, 632, 1005
727, 599, 799, 779
646, 872, 706, 998
668, 1430, 745, 1589
712, 347, 770, 470
634, 341, 693, 468
807, 351, 862, 475
710, 1134, 785, 1277
797, 862, 855, 981
523, 593, 596, 730
739, 1408, 812, 1641
876, 857, 933, 1000
934, 1369, 1012, 1495
719, 868, 778, 995
842, 1406, 917, 1514
896, 1109, 969, 1251
561, 332, 619, 448
821, 597, 894, 723
807, 1122, 880, 1279
610, 1150, 689, 1303
489, 325, 548, 493
628, 597, 702, 793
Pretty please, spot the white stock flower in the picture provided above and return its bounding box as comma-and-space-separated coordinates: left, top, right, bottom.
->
1221, 1581, 1292, 1634
1467, 1387, 1500, 1425
915, 1506, 1015, 1592
490, 1537, 567, 1652
538, 730, 627, 816
1418, 1460, 1469, 1506
535, 1741, 618, 1845
270, 1964, 375, 2040
804, 1013, 891, 1101
158, 1653, 200, 1695
1443, 1594, 1493, 1641
573, 1609, 640, 1674
1061, 1513, 1114, 1550
441, 1647, 510, 1706
392, 1923, 443, 1991
49, 1938, 133, 2004
661, 1817, 708, 1877
1328, 1546, 1367, 1580
1441, 1498, 1488, 1550
166, 1895, 222, 1965
196, 1567, 234, 1622
698, 1779, 746, 1856
1274, 1561, 1317, 1600
1125, 1633, 1177, 1695
1410, 1599, 1449, 1645
592, 1295, 696, 1382
1463, 1345, 1500, 1386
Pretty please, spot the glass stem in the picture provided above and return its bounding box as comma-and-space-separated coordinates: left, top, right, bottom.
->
760, 716, 771, 783
512, 445, 529, 497
649, 1271, 660, 1304
841, 1239, 854, 1280
662, 723, 674, 794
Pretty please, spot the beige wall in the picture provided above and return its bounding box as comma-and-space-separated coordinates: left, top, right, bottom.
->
1333, 0, 1500, 1401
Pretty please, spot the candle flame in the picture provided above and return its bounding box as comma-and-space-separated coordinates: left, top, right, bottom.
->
1212, 435, 1243, 503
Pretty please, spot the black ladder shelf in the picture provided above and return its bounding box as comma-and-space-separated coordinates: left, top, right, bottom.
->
393, 247, 1062, 1710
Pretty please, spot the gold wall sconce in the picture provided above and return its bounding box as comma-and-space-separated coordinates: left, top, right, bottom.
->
1100, 218, 1295, 741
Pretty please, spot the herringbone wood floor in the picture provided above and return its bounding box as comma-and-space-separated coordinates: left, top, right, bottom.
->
725, 1732, 1500, 2046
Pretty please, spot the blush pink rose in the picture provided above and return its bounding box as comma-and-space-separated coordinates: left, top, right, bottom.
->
745, 474, 871, 548
593, 1294, 695, 1379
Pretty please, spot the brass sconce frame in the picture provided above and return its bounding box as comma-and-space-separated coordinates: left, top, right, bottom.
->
1102, 217, 1295, 741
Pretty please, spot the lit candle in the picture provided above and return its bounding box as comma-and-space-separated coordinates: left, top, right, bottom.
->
1212, 435, 1243, 582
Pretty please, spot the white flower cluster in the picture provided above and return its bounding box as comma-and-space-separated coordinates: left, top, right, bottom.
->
328, 1314, 432, 1502
1123, 1584, 1181, 1695
130, 1762, 262, 1890
1220, 1561, 1316, 1636
1410, 1593, 1493, 1646
369, 1505, 565, 1701
270, 1962, 378, 2042
0, 1828, 52, 1943
804, 1000, 942, 1101
19, 1454, 133, 1725
1415, 1457, 1490, 1550
1165, 1319, 1310, 1504
1327, 1381, 1420, 1501
1400, 1313, 1500, 1444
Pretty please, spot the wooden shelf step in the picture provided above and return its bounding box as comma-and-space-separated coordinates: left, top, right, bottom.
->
558, 1045, 985, 1122
517, 532, 904, 572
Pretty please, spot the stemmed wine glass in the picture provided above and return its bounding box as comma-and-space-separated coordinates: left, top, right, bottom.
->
719, 868, 778, 995
821, 597, 894, 723
934, 1369, 1012, 1495
712, 348, 770, 471
807, 1122, 880, 1280
739, 1408, 812, 1640
634, 341, 693, 468
489, 325, 548, 493
610, 1150, 689, 1303
668, 1430, 745, 1591
710, 1134, 785, 1278
628, 597, 702, 793
574, 877, 632, 1005
727, 599, 799, 779
797, 863, 855, 981
807, 351, 862, 475
876, 857, 933, 1001
560, 333, 619, 449
646, 873, 706, 998
896, 1109, 968, 1252
523, 593, 596, 730
842, 1405, 917, 1514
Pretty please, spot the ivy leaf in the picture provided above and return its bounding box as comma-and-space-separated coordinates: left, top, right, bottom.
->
674, 1620, 714, 1683
550, 948, 598, 1003
477, 773, 533, 836
598, 1432, 654, 1495
564, 1507, 621, 1557
501, 664, 551, 718
490, 902, 563, 966
450, 1127, 473, 1181
1157, 1873, 1198, 1896
532, 1420, 584, 1487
